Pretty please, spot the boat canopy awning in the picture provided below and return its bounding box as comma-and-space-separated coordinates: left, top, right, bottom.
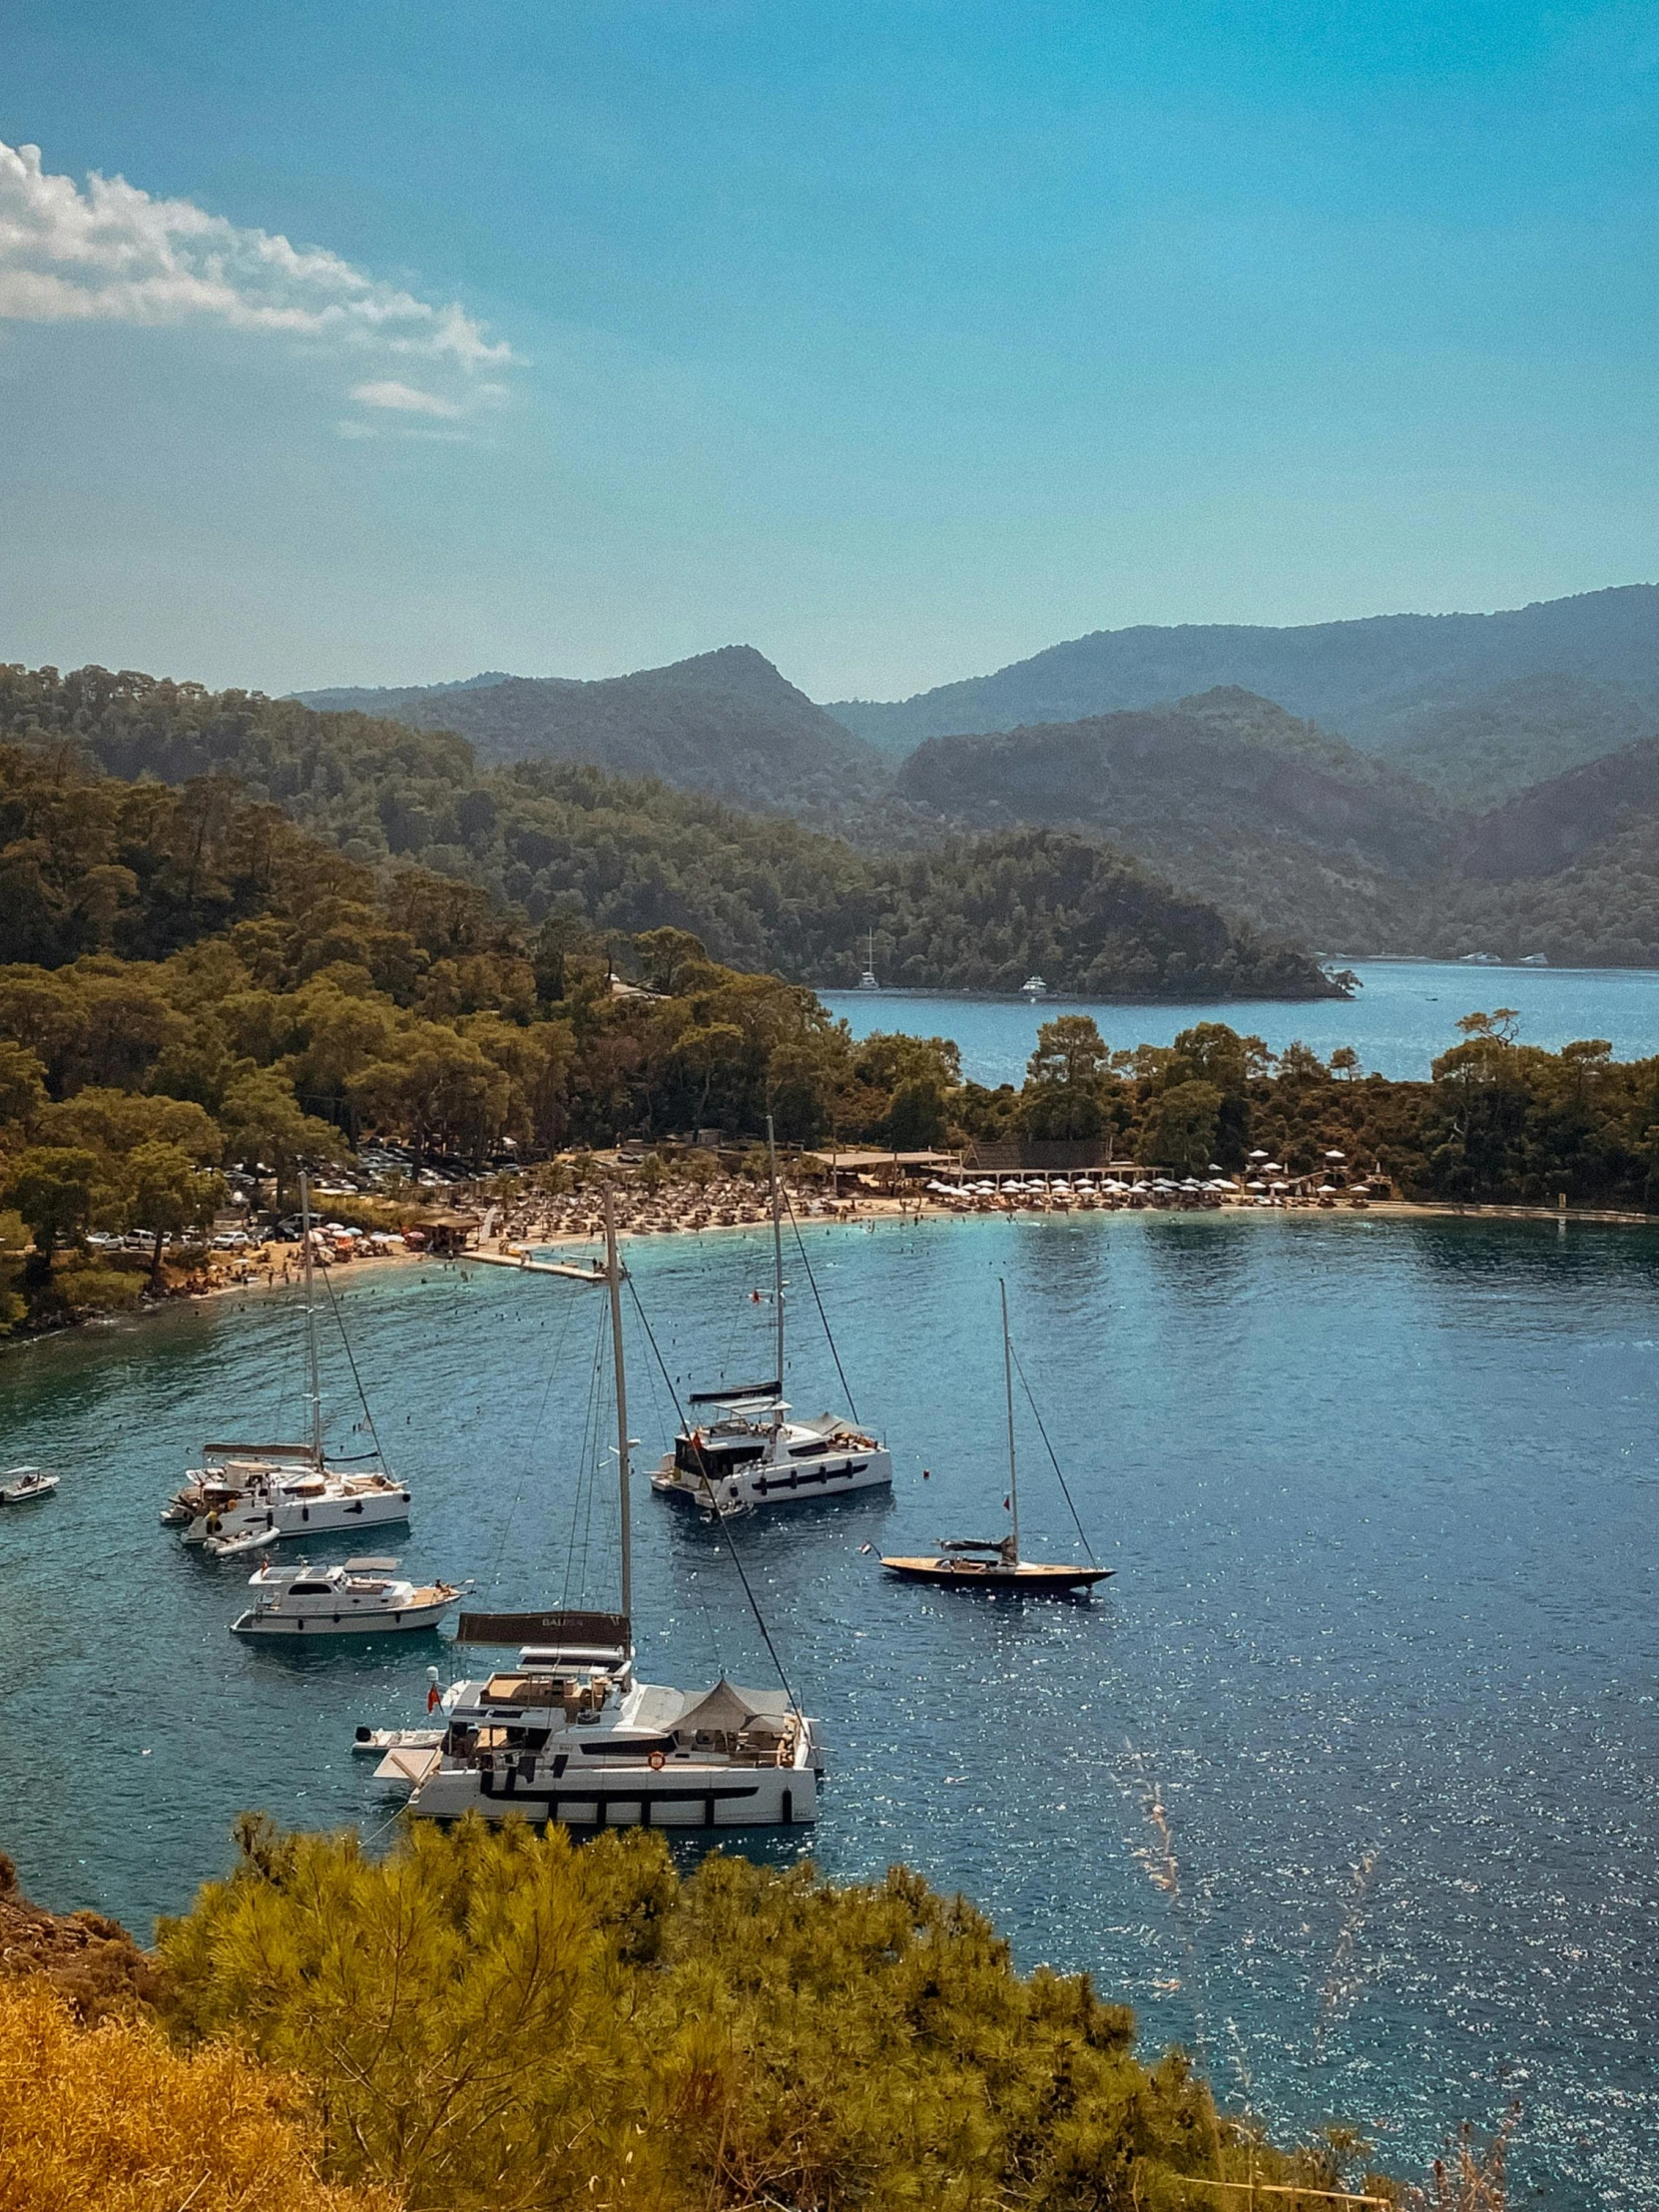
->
675, 1677, 795, 1735
688, 1379, 782, 1407
204, 1442, 319, 1461
455, 1608, 630, 1664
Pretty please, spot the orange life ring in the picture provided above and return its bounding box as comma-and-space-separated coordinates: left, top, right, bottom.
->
648, 1749, 667, 1771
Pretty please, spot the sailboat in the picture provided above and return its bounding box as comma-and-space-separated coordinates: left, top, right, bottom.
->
162, 1171, 411, 1545
858, 930, 879, 990
881, 1281, 1112, 1594
650, 1120, 891, 1515
380, 1186, 823, 1829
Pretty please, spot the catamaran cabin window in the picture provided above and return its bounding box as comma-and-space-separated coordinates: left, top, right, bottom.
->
676, 1437, 766, 1473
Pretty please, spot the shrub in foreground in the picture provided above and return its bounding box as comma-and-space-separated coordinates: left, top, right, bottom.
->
0, 1975, 386, 2212
157, 1813, 1370, 2211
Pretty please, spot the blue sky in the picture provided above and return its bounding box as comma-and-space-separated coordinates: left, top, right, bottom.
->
1, 1, 1656, 699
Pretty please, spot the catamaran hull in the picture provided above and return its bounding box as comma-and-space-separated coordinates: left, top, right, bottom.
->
407, 1758, 819, 1828
652, 1447, 892, 1514
181, 1490, 411, 1544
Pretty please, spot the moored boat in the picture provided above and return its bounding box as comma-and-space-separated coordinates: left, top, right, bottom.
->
385, 1187, 823, 1830
231, 1556, 463, 1638
0, 1467, 58, 1505
881, 1281, 1113, 1598
651, 1119, 891, 1515
164, 1172, 411, 1546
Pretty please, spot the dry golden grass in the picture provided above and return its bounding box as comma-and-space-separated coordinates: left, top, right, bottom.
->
0, 1976, 394, 2212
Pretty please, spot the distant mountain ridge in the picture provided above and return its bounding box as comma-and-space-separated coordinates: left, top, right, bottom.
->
893, 687, 1444, 951
296, 646, 883, 825
827, 585, 1659, 758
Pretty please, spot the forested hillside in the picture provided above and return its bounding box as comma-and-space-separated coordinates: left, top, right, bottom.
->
0, 664, 1335, 999
1383, 670, 1659, 803
894, 689, 1443, 950
298, 645, 883, 823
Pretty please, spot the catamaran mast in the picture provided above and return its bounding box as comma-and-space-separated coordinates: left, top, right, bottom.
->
299, 1168, 323, 1468
604, 1184, 632, 1628
999, 1278, 1019, 1561
766, 1113, 785, 1396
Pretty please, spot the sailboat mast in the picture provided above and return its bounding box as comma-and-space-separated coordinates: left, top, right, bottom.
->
1000, 1278, 1019, 1559
767, 1113, 785, 1394
299, 1168, 323, 1467
604, 1184, 632, 1629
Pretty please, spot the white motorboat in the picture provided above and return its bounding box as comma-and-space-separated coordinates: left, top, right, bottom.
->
1021, 974, 1049, 1000
0, 1467, 58, 1505
385, 1187, 822, 1830
232, 1556, 462, 1638
164, 1172, 411, 1545
881, 1281, 1113, 1597
651, 1119, 892, 1515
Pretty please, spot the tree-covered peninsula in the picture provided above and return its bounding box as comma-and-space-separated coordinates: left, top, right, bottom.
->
0, 663, 1337, 1000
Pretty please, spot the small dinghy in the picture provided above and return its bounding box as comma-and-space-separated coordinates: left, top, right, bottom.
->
203, 1523, 272, 1559
352, 1725, 445, 1757
232, 1557, 465, 1638
881, 1282, 1113, 1598
0, 1467, 58, 1505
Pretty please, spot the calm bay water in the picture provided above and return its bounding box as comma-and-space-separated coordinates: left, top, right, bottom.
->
3, 1214, 1657, 2206
825, 957, 1659, 1082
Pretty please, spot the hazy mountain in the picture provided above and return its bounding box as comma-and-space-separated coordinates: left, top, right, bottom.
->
828, 585, 1659, 758
891, 688, 1444, 951
296, 646, 884, 824
1383, 672, 1657, 805
297, 672, 513, 712
1454, 734, 1659, 880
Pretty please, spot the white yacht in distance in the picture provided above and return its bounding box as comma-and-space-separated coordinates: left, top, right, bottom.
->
162, 1172, 411, 1545
379, 1188, 823, 1830
857, 929, 879, 989
232, 1557, 462, 1638
650, 1120, 892, 1515
1021, 974, 1049, 1001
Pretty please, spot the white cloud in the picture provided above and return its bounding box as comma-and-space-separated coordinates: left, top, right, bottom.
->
349, 378, 466, 417
0, 139, 516, 407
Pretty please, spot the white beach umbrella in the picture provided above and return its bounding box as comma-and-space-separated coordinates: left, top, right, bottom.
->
1247, 1180, 1266, 1191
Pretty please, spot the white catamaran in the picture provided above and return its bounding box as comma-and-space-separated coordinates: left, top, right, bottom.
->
162, 1172, 411, 1546
379, 1187, 823, 1829
650, 1120, 891, 1516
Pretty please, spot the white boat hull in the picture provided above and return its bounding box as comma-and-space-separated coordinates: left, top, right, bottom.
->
406, 1753, 819, 1828
183, 1487, 410, 1544
232, 1598, 455, 1637
652, 1443, 891, 1514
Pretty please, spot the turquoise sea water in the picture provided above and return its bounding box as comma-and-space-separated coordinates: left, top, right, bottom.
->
825, 958, 1659, 1083
3, 1212, 1657, 2206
